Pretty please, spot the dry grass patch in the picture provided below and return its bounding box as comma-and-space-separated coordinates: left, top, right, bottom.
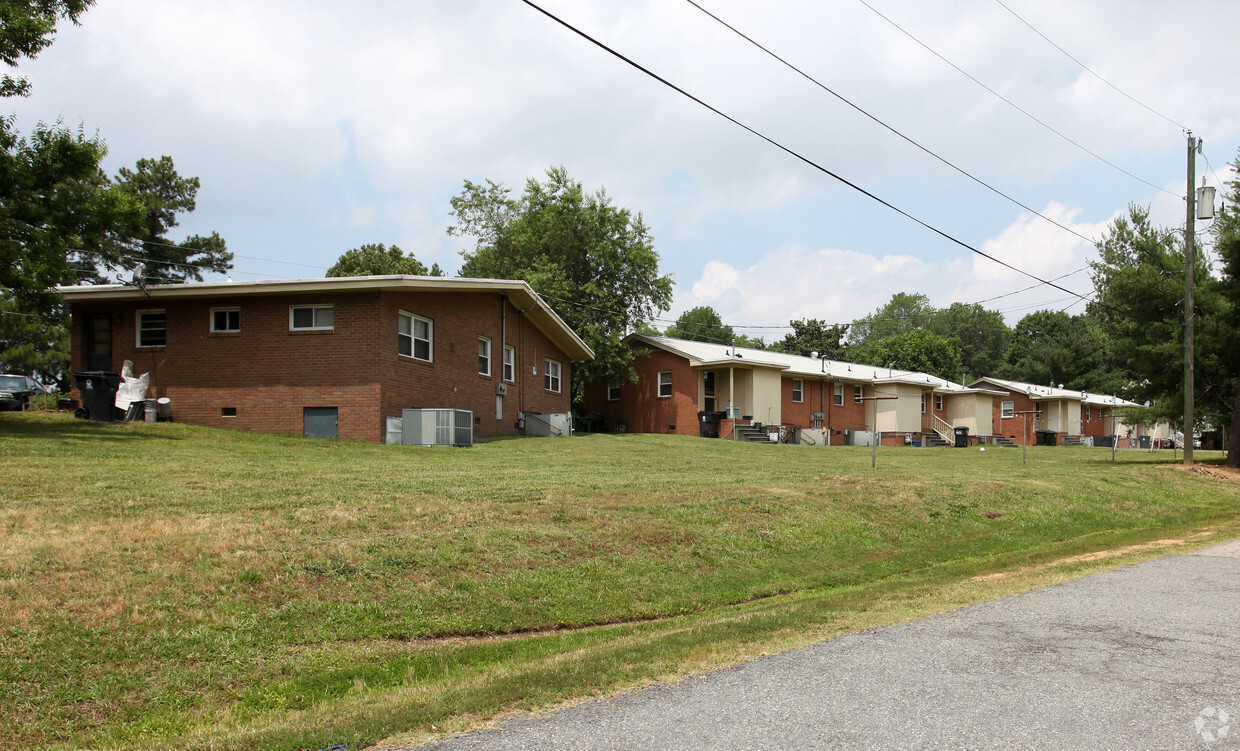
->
3, 414, 1240, 750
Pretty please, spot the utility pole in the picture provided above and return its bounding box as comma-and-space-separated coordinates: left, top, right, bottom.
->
1184, 133, 1197, 467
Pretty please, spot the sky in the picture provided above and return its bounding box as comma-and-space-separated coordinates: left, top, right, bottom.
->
11, 0, 1240, 342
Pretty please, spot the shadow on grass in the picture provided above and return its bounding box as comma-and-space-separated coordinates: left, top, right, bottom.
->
0, 413, 184, 442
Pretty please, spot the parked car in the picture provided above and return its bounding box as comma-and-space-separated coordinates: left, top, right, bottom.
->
0, 374, 46, 411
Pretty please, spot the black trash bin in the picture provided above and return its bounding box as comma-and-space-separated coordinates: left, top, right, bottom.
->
698, 410, 722, 438
953, 426, 969, 447
72, 371, 122, 421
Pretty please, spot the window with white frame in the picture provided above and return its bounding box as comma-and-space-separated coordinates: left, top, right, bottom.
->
1001, 400, 1015, 419
544, 359, 561, 392
211, 308, 240, 333
921, 394, 927, 413
834, 383, 845, 406
607, 381, 621, 401
503, 345, 515, 382
791, 378, 804, 403
478, 337, 491, 376
935, 394, 943, 411
657, 370, 672, 398
398, 312, 432, 361
137, 310, 166, 347
290, 305, 333, 331
854, 385, 863, 403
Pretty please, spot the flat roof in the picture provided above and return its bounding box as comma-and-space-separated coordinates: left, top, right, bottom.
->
58, 275, 595, 361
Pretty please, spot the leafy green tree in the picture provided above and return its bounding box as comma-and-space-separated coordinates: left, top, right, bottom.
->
1205, 157, 1240, 465
927, 302, 1010, 381
770, 318, 849, 359
75, 156, 232, 285
849, 328, 963, 381
1000, 309, 1120, 393
326, 243, 438, 277
848, 292, 935, 347
1089, 203, 1233, 452
664, 305, 733, 343
731, 333, 767, 350
1, 0, 92, 98
449, 166, 673, 402
0, 295, 68, 383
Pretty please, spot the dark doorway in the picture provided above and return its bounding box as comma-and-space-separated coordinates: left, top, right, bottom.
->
83, 313, 112, 371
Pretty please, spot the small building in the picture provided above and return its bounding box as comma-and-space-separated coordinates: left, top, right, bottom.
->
583, 335, 1000, 446
59, 276, 593, 442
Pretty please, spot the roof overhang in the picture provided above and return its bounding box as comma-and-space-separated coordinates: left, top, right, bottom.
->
57, 275, 595, 361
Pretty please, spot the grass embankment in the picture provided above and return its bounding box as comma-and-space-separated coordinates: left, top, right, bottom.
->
1, 413, 1237, 749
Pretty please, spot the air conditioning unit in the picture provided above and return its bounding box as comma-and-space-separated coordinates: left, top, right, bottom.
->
495, 382, 508, 396
401, 408, 473, 446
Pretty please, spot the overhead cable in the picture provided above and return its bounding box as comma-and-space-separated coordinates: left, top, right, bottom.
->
992, 0, 1189, 132
520, 0, 1092, 304
855, 0, 1178, 198
683, 0, 1097, 246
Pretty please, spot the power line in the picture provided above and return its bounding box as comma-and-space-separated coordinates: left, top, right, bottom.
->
520, 0, 1092, 306
855, 0, 1178, 198
682, 0, 1098, 247
992, 0, 1188, 132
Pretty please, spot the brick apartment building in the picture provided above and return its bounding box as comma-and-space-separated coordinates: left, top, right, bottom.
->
59, 276, 593, 442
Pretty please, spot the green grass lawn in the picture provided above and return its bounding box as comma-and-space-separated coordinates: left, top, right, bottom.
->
2, 412, 1238, 750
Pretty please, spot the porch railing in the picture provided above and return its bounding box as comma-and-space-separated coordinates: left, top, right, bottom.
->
928, 413, 954, 445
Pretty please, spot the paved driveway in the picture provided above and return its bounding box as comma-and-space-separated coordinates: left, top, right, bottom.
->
414, 540, 1240, 750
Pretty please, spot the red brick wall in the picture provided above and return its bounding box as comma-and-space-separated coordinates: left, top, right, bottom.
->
69, 290, 573, 442
989, 389, 1038, 445
582, 349, 698, 434
780, 378, 868, 439
1081, 405, 1114, 438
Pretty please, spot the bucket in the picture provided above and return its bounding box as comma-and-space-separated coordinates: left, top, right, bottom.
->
156, 397, 171, 421
144, 400, 158, 423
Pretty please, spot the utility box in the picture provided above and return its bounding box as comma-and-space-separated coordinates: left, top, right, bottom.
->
524, 412, 571, 437
401, 409, 473, 446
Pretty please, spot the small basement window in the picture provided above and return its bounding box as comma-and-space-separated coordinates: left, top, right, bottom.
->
221, 407, 237, 417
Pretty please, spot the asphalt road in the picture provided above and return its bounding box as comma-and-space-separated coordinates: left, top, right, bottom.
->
412, 540, 1240, 750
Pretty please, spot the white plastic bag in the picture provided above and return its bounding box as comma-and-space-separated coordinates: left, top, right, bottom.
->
114, 360, 150, 410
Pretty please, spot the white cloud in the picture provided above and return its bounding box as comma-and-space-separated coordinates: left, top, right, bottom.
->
671, 196, 1138, 340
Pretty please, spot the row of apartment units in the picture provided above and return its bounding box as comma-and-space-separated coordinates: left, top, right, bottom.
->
581, 335, 1159, 447
59, 276, 1157, 446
